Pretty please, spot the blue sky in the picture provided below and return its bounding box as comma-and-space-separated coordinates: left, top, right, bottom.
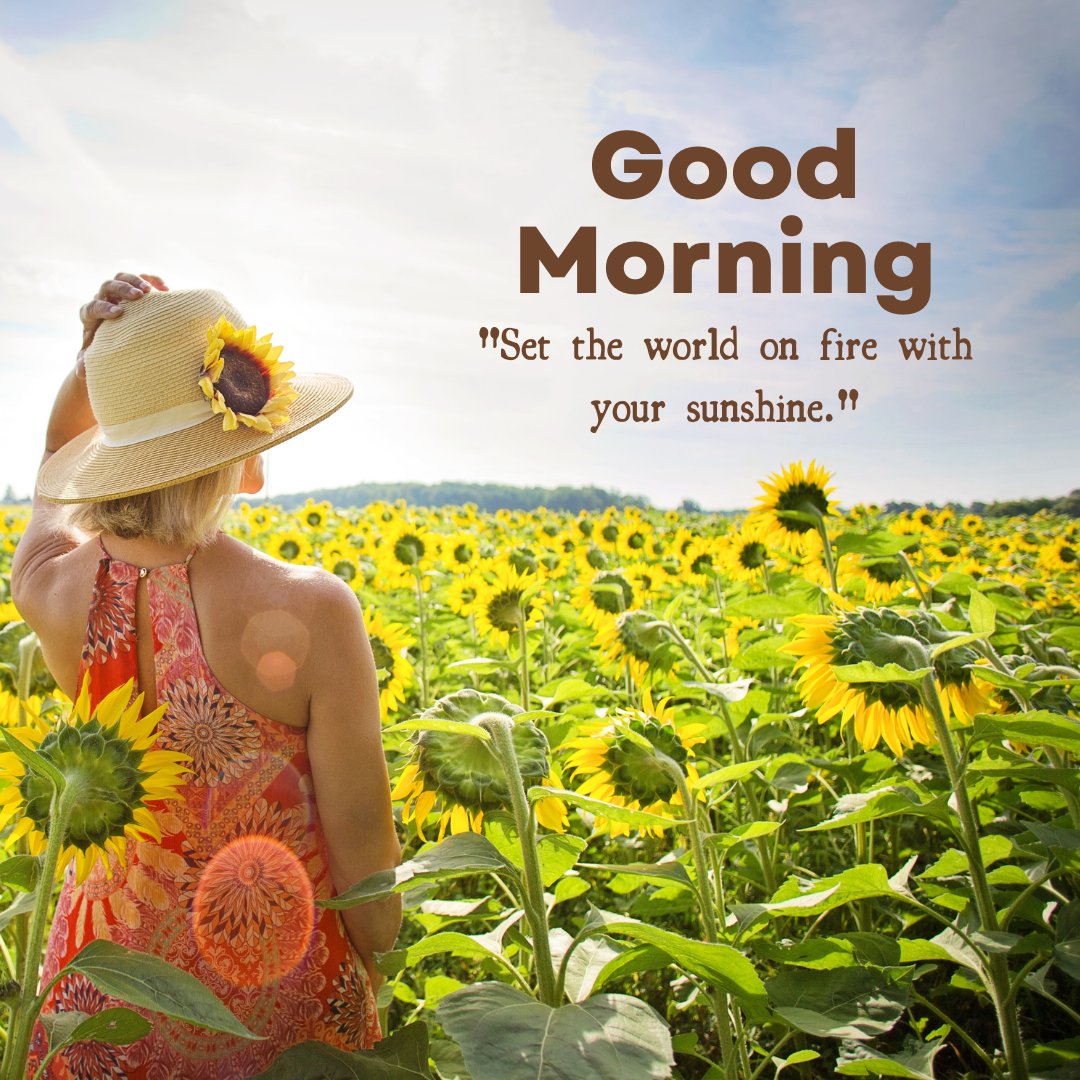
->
0, 0, 1076, 508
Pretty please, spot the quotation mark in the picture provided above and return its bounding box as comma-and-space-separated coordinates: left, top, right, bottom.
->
837, 388, 859, 411
479, 327, 501, 348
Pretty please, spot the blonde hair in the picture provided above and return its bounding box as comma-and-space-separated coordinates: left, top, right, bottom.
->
70, 461, 246, 549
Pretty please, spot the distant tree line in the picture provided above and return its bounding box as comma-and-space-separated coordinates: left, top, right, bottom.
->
884, 489, 1080, 520
268, 482, 650, 513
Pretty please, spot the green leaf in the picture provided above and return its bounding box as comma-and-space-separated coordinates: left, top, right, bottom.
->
0, 727, 66, 793
766, 967, 909, 1040
832, 662, 932, 686
683, 679, 754, 703
835, 531, 917, 557
0, 854, 41, 892
836, 1038, 944, 1078
1053, 901, 1080, 983
582, 909, 768, 1019
382, 718, 491, 741
41, 1007, 151, 1052
321, 833, 514, 909
733, 636, 796, 672
929, 632, 989, 659
971, 711, 1080, 754
556, 933, 625, 1002
537, 834, 587, 886
921, 834, 1014, 879
0, 887, 39, 931
446, 657, 513, 675
580, 861, 692, 889
528, 787, 684, 829
803, 786, 945, 832
968, 591, 997, 637
255, 1021, 434, 1078
724, 594, 808, 619
541, 677, 608, 705
732, 864, 906, 927
436, 982, 673, 1080
65, 940, 258, 1039
693, 757, 769, 791
708, 820, 782, 852
42, 1002, 152, 1054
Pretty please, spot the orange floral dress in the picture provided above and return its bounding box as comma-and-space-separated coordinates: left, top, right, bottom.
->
28, 535, 381, 1079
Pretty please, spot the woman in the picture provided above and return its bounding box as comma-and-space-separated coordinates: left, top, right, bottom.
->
11, 274, 402, 1078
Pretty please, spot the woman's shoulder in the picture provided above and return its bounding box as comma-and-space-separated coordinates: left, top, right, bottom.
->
203, 533, 362, 646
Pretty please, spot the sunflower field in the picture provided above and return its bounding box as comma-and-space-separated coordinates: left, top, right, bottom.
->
0, 460, 1078, 1080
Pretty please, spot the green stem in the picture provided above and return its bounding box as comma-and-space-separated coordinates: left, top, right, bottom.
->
658, 755, 737, 1078
657, 620, 713, 682
484, 718, 556, 1006
813, 514, 838, 594
897, 551, 930, 608
910, 989, 997, 1075
414, 573, 429, 709
4, 785, 75, 1080
918, 675, 1028, 1080
516, 619, 531, 711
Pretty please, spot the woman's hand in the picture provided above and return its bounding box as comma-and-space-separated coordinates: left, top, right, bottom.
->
75, 272, 168, 376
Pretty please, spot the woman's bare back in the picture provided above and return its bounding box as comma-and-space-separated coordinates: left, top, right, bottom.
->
34, 530, 328, 729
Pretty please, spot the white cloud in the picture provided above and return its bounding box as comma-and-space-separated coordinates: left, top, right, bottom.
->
0, 0, 1076, 508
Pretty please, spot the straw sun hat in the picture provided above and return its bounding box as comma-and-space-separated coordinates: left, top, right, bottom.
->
38, 288, 353, 503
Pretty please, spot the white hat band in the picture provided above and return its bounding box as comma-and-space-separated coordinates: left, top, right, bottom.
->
100, 399, 215, 448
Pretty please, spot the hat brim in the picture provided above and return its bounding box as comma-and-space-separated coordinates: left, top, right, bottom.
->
37, 372, 353, 503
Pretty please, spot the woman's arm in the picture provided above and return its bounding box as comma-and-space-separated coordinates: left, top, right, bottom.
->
11, 274, 165, 617
305, 571, 403, 991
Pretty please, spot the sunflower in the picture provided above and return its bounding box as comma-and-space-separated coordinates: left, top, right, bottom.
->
0, 677, 189, 884
595, 609, 668, 686
473, 562, 543, 647
321, 539, 361, 585
199, 316, 297, 433
379, 521, 438, 590
848, 556, 910, 604
563, 693, 706, 838
1040, 536, 1079, 575
615, 520, 652, 562
390, 690, 567, 840
268, 528, 313, 565
443, 531, 481, 573
721, 523, 770, 584
753, 460, 837, 555
573, 569, 639, 630
362, 608, 414, 718
300, 499, 333, 532
783, 608, 941, 756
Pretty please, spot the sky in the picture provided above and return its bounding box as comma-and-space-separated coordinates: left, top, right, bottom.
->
0, 0, 1076, 509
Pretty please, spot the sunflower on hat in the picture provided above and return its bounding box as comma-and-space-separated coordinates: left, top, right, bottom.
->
199, 316, 298, 433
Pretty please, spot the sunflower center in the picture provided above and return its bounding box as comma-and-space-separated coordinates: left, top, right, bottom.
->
866, 558, 904, 585
739, 541, 767, 570
775, 482, 830, 533
1061, 545, 1077, 564
626, 531, 646, 550
216, 347, 271, 416
393, 534, 425, 566
279, 540, 300, 560
331, 559, 356, 582
485, 589, 526, 632
21, 720, 147, 850
453, 542, 473, 564
585, 546, 607, 570
590, 571, 633, 614
602, 523, 619, 543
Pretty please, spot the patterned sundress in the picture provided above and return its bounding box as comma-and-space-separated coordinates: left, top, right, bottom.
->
28, 534, 381, 1079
